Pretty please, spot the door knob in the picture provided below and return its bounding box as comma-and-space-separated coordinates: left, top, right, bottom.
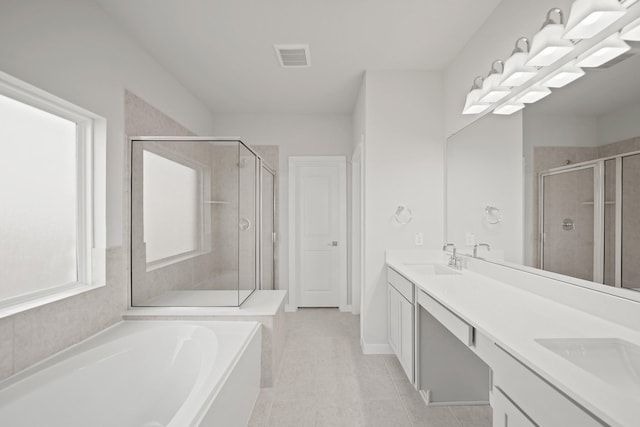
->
328, 241, 338, 246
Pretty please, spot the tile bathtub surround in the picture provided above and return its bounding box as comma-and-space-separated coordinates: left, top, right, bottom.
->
0, 247, 125, 381
0, 317, 13, 379
249, 308, 492, 427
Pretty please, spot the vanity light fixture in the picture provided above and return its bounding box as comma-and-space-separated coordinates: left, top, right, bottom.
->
514, 85, 553, 103
620, 16, 640, 40
478, 60, 511, 103
526, 9, 575, 67
500, 38, 539, 87
563, 0, 626, 40
576, 32, 630, 66
493, 103, 525, 115
462, 76, 491, 115
541, 60, 586, 87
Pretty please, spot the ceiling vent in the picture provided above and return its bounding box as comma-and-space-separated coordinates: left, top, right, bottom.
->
274, 44, 310, 68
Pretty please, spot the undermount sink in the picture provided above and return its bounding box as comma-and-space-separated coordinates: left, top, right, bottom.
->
402, 263, 461, 276
536, 338, 640, 394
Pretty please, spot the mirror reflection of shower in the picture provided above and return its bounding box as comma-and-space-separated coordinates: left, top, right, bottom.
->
130, 138, 277, 307
538, 151, 640, 290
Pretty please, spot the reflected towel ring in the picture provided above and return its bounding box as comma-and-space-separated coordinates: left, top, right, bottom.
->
393, 205, 413, 224
485, 206, 502, 225
239, 217, 252, 231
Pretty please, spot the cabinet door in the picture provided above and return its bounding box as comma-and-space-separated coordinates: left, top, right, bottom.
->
493, 346, 603, 426
493, 388, 536, 427
387, 284, 400, 356
399, 295, 414, 380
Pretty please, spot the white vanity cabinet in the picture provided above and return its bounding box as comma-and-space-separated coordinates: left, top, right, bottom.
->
492, 346, 604, 427
387, 268, 414, 382
384, 254, 636, 426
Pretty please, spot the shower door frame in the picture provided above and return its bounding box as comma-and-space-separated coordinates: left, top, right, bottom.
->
259, 161, 277, 290
538, 162, 605, 284
538, 148, 640, 288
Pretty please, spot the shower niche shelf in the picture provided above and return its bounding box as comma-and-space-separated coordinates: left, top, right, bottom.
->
580, 201, 615, 205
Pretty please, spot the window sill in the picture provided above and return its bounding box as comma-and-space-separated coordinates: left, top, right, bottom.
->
0, 282, 106, 320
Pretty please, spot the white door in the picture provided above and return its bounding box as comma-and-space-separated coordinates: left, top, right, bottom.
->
290, 156, 347, 308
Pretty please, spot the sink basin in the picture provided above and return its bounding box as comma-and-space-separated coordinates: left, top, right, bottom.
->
402, 263, 461, 276
536, 338, 640, 394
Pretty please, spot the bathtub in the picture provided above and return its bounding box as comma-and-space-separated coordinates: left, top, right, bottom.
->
0, 320, 261, 427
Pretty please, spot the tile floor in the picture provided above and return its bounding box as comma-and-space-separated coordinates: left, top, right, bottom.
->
249, 308, 492, 427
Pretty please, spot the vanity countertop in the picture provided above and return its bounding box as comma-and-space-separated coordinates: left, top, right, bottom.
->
386, 251, 640, 427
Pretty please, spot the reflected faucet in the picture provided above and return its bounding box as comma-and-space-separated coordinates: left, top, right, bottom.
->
473, 243, 491, 258
442, 243, 462, 269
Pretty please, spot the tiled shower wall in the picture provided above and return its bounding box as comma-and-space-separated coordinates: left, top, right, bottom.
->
126, 91, 210, 304
130, 139, 215, 303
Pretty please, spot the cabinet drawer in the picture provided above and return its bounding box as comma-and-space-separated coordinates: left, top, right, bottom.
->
418, 290, 473, 347
493, 346, 603, 427
493, 387, 536, 427
387, 267, 414, 302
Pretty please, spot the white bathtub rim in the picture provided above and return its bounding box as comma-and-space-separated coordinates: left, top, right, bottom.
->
170, 321, 261, 427
0, 320, 262, 427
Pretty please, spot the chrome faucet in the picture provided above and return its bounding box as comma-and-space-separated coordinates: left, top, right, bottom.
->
442, 243, 462, 269
473, 243, 491, 258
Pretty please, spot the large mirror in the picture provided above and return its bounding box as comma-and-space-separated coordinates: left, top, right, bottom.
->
523, 47, 640, 292
447, 16, 640, 297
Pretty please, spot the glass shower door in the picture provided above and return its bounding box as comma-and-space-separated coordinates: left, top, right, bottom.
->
540, 165, 599, 282
261, 165, 275, 290
238, 144, 257, 305
622, 153, 640, 289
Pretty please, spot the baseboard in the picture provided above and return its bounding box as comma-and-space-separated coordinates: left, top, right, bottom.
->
361, 342, 394, 355
420, 388, 489, 406
284, 304, 297, 312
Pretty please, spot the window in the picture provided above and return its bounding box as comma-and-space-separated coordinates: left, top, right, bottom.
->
0, 71, 106, 316
142, 149, 202, 266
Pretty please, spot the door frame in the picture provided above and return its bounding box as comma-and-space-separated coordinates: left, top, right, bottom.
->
538, 162, 604, 283
350, 142, 364, 315
288, 156, 348, 311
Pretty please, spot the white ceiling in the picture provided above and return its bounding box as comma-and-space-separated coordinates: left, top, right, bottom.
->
95, 0, 502, 114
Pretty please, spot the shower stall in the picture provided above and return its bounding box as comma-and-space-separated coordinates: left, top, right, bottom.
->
130, 137, 276, 307
539, 150, 640, 290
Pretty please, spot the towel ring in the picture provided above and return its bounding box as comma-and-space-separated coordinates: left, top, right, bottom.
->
485, 206, 502, 225
393, 206, 413, 225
